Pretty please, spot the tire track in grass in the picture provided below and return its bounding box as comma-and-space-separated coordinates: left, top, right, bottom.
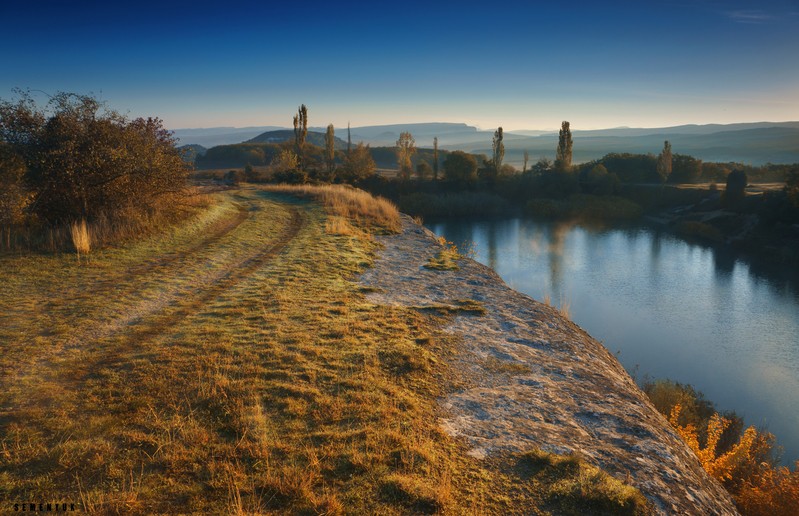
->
0, 201, 249, 347
100, 206, 304, 349
61, 205, 302, 352
2, 197, 303, 396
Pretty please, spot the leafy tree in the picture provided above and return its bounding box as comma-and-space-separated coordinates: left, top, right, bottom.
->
325, 124, 336, 176
225, 169, 244, 185
531, 157, 553, 175
339, 142, 376, 182
581, 163, 618, 195
490, 126, 504, 181
395, 131, 416, 180
273, 148, 299, 173
443, 150, 477, 184
657, 140, 673, 184
293, 104, 308, 169
415, 160, 432, 180
555, 121, 573, 172
244, 163, 258, 182
347, 122, 351, 155
0, 91, 188, 224
670, 154, 702, 183
724, 169, 747, 209
433, 136, 439, 180
599, 153, 659, 183
786, 168, 799, 208
523, 150, 530, 173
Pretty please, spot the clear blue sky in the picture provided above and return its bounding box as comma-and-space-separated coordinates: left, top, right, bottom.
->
2, 0, 798, 130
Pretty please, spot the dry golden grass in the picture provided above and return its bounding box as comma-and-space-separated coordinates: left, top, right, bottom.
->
264, 184, 402, 233
69, 219, 91, 257
0, 186, 650, 514
542, 293, 571, 319
1, 187, 212, 253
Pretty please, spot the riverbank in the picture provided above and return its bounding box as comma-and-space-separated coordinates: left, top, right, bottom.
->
362, 215, 738, 514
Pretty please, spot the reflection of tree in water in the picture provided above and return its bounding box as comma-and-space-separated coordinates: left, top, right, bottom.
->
650, 229, 662, 269
547, 222, 571, 299
486, 221, 498, 270
713, 248, 736, 278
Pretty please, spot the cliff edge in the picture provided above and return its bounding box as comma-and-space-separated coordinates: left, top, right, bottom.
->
360, 215, 738, 515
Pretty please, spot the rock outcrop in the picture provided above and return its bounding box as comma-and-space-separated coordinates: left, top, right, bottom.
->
360, 215, 738, 515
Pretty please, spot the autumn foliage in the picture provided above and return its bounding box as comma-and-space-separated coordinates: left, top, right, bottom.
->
662, 391, 799, 514
0, 90, 190, 250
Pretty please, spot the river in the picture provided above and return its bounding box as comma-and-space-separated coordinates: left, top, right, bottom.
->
427, 217, 799, 465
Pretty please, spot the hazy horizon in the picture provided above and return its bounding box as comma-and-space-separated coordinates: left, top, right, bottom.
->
167, 119, 799, 133
2, 0, 798, 131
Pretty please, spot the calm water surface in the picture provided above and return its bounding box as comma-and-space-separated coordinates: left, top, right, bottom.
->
428, 217, 799, 464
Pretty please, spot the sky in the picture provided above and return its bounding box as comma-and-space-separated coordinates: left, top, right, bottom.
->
1, 0, 798, 131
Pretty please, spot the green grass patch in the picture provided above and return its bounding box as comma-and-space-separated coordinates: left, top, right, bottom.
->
424, 236, 463, 271
519, 449, 653, 515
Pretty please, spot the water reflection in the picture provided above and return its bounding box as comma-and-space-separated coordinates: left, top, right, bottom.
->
428, 216, 799, 465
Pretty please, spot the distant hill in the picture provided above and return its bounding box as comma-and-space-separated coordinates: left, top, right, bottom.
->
178, 144, 206, 163
172, 126, 283, 147
454, 124, 799, 167
336, 122, 479, 147
565, 121, 799, 138
247, 130, 348, 149
182, 121, 799, 168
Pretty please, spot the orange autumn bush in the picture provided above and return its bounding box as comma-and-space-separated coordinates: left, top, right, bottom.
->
668, 403, 799, 514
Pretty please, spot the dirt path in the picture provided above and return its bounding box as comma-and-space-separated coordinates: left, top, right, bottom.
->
0, 192, 304, 390
60, 206, 302, 351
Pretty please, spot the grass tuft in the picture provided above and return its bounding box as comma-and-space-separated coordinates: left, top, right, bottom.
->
424, 236, 462, 270
70, 219, 91, 257
519, 449, 653, 515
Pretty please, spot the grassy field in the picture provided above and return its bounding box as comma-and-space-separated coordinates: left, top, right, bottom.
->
0, 185, 649, 514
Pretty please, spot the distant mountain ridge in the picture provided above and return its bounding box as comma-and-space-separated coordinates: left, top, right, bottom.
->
176, 121, 799, 165
172, 126, 283, 147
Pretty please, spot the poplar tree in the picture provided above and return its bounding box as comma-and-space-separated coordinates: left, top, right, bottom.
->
395, 131, 416, 180
523, 150, 530, 173
293, 104, 308, 170
347, 122, 351, 155
492, 127, 504, 177
433, 136, 439, 180
555, 121, 573, 172
657, 140, 673, 184
325, 124, 335, 176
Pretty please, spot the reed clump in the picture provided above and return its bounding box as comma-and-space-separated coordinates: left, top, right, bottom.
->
70, 219, 91, 257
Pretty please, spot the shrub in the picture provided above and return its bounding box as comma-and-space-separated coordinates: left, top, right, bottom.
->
0, 91, 189, 226
442, 151, 477, 184
645, 378, 798, 515
724, 169, 748, 209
